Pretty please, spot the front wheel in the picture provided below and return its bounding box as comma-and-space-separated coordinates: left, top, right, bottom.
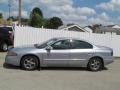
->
21, 56, 39, 71
87, 58, 103, 71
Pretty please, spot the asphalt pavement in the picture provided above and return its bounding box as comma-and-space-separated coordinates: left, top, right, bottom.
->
0, 53, 120, 90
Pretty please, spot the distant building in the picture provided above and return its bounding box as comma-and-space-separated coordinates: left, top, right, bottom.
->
58, 24, 91, 33
107, 25, 120, 29
93, 25, 120, 35
83, 26, 93, 33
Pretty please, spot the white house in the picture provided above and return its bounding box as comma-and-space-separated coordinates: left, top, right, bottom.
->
58, 24, 90, 33
107, 25, 120, 29
83, 26, 93, 33
97, 26, 120, 35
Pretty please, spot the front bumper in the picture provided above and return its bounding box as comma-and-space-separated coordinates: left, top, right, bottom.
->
5, 55, 20, 66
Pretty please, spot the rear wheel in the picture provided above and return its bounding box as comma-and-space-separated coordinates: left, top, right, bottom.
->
88, 58, 103, 71
0, 42, 8, 52
21, 55, 39, 71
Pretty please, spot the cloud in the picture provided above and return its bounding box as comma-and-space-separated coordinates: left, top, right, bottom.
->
1, 0, 94, 24
0, 10, 8, 18
39, 0, 73, 6
99, 12, 109, 20
35, 0, 96, 25
88, 12, 114, 25
0, 0, 118, 26
97, 0, 120, 11
77, 7, 96, 16
11, 10, 28, 18
0, 0, 8, 4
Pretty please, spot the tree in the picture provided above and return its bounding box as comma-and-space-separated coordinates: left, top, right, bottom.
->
0, 13, 3, 19
31, 7, 43, 18
48, 17, 63, 29
29, 13, 43, 27
43, 18, 50, 28
92, 24, 102, 33
7, 16, 18, 21
21, 18, 29, 25
29, 7, 44, 27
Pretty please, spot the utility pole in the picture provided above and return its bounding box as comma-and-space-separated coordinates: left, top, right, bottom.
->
18, 0, 21, 25
8, 0, 11, 19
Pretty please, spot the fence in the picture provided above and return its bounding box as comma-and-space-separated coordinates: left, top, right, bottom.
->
14, 26, 120, 56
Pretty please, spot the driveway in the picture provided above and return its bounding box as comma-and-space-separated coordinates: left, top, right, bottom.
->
0, 53, 120, 90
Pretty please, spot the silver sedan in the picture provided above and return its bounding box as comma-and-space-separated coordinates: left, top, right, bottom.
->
5, 37, 113, 71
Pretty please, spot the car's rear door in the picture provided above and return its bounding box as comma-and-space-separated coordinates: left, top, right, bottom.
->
69, 39, 94, 67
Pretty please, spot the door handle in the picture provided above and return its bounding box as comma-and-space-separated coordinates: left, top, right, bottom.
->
88, 53, 92, 55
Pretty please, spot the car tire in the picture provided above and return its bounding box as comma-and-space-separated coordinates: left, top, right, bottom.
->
87, 58, 103, 71
0, 42, 8, 52
21, 55, 39, 71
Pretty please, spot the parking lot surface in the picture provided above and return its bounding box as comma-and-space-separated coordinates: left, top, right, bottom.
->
0, 53, 120, 90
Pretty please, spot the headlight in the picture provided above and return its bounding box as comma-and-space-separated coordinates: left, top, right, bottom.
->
7, 51, 17, 56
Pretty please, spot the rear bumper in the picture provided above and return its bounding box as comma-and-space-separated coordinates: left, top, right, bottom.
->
104, 57, 114, 65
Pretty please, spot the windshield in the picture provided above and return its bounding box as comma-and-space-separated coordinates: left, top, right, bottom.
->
35, 38, 58, 49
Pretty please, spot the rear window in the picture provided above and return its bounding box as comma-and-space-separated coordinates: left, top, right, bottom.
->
70, 40, 93, 49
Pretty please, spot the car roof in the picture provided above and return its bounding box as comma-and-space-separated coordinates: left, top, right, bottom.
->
53, 37, 85, 41
52, 37, 93, 44
0, 27, 13, 31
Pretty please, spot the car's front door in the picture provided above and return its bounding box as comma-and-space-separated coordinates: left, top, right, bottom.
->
42, 39, 71, 67
69, 39, 94, 67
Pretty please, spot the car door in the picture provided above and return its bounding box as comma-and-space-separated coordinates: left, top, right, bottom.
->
69, 39, 94, 67
42, 39, 71, 67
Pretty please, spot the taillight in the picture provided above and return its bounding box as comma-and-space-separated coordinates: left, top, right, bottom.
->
111, 51, 113, 56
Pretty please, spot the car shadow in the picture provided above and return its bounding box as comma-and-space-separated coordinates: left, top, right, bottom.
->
41, 67, 87, 71
3, 63, 20, 70
3, 63, 109, 71
102, 67, 108, 71
42, 67, 108, 72
3, 63, 88, 71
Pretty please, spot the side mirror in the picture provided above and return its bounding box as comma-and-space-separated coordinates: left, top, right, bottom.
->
45, 46, 52, 51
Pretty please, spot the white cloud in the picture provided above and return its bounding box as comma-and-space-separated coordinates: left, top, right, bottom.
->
34, 0, 96, 25
97, 0, 120, 11
77, 7, 96, 16
99, 12, 109, 20
88, 12, 114, 25
0, 0, 118, 26
0, 0, 96, 26
97, 3, 113, 10
11, 10, 28, 18
0, 0, 8, 4
39, 0, 73, 6
0, 10, 8, 18
7, 0, 93, 26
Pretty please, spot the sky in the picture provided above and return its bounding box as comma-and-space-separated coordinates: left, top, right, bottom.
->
0, 0, 120, 26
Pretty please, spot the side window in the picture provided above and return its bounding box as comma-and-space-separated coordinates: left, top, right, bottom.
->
70, 40, 93, 49
51, 40, 70, 50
